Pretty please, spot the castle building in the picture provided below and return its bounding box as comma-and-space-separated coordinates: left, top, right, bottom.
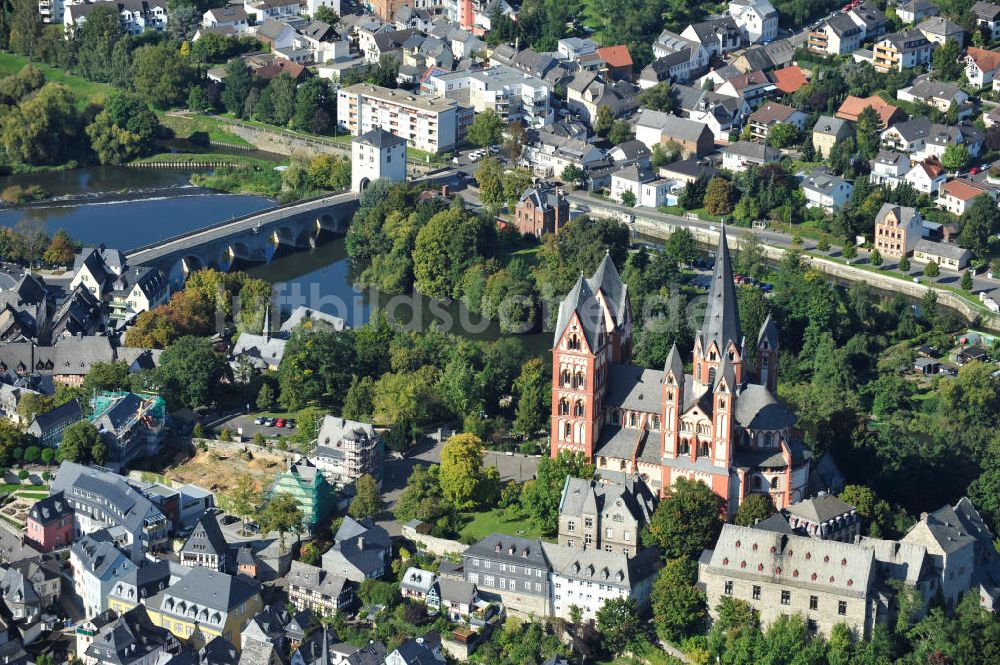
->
549, 228, 810, 515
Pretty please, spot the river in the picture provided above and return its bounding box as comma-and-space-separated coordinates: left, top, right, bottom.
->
0, 167, 552, 351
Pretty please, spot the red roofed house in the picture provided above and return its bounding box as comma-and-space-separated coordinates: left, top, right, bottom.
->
965, 47, 1000, 88
256, 59, 309, 81
769, 66, 808, 94
748, 102, 808, 143
597, 45, 634, 81
835, 95, 903, 129
905, 158, 947, 195
936, 178, 997, 216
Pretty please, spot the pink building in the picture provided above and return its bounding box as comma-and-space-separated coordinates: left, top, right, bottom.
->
26, 491, 74, 551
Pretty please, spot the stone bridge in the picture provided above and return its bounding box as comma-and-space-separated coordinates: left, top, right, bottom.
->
125, 191, 360, 283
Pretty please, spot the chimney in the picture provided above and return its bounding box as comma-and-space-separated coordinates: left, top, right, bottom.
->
357, 536, 365, 550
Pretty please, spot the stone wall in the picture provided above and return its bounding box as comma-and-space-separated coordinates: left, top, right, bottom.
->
400, 523, 465, 557
191, 437, 300, 464
581, 202, 1000, 333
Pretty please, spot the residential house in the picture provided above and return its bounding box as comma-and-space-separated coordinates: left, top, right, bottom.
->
50, 286, 102, 340
770, 66, 808, 94
244, 0, 301, 22
905, 158, 947, 194
812, 116, 854, 159
566, 72, 639, 125
801, 168, 853, 212
874, 203, 923, 257
974, 1, 1000, 40
286, 560, 354, 615
748, 102, 807, 143
26, 398, 82, 448
428, 578, 478, 622
681, 18, 744, 58
400, 567, 437, 602
896, 0, 940, 24
291, 630, 385, 665
107, 267, 168, 324
231, 330, 286, 372
873, 29, 933, 72
25, 491, 74, 552
597, 45, 633, 81
716, 70, 774, 108
659, 157, 719, 184
521, 130, 605, 178
254, 19, 298, 51
268, 459, 336, 531
422, 65, 552, 128
312, 416, 384, 488
105, 559, 171, 613
913, 239, 972, 269
808, 14, 864, 56
0, 273, 49, 343
849, 6, 888, 39
633, 109, 715, 157
544, 545, 661, 621
69, 245, 125, 300
647, 31, 710, 84
337, 83, 464, 154
936, 179, 997, 215
462, 534, 551, 616
920, 122, 984, 162
917, 16, 965, 46
901, 503, 978, 608
131, 567, 263, 650
729, 0, 779, 44
49, 462, 171, 561
201, 6, 250, 33
897, 80, 969, 113
90, 391, 166, 471
298, 21, 350, 64
70, 532, 134, 619
385, 635, 445, 665
180, 513, 232, 573
321, 517, 392, 582
0, 383, 36, 424
513, 186, 570, 237
836, 95, 902, 128
609, 166, 678, 208
557, 476, 657, 557
671, 84, 750, 141
965, 47, 1000, 88
558, 37, 598, 61
881, 116, 933, 153
81, 606, 181, 665
721, 141, 780, 172
699, 524, 878, 637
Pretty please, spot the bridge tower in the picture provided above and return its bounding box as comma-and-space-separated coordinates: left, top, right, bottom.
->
351, 128, 407, 193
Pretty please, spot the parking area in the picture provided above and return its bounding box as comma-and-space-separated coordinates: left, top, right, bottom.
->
214, 413, 299, 440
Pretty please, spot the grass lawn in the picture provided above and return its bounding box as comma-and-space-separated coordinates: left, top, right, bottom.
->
0, 52, 111, 106
160, 113, 254, 148
135, 152, 278, 166
459, 509, 541, 542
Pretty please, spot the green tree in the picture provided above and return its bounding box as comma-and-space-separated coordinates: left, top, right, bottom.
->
348, 473, 383, 519
130, 43, 194, 108
42, 230, 79, 266
854, 106, 882, 160
521, 451, 594, 534
439, 433, 486, 510
513, 358, 549, 436
259, 492, 303, 551
59, 421, 105, 465
86, 92, 161, 164
474, 156, 505, 208
941, 143, 970, 170
843, 243, 857, 260
734, 492, 776, 527
594, 105, 614, 137
932, 38, 962, 80
9, 0, 42, 57
278, 329, 356, 410
766, 123, 799, 148
840, 485, 893, 538
664, 227, 699, 265
595, 597, 640, 657
870, 248, 882, 267
561, 164, 583, 188
156, 336, 230, 410
643, 477, 724, 559
256, 383, 274, 411
607, 120, 634, 145
898, 254, 910, 272
467, 109, 504, 148
638, 82, 674, 112
72, 4, 124, 82
1, 83, 82, 166
651, 557, 707, 643
704, 177, 734, 216
959, 194, 1000, 257
925, 260, 940, 278
291, 78, 334, 133
221, 58, 254, 118
620, 189, 636, 207
82, 360, 130, 396
962, 269, 974, 291
227, 475, 261, 533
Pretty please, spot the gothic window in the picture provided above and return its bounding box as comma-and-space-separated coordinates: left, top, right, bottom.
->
718, 397, 726, 409
652, 415, 660, 430
710, 351, 717, 361
629, 412, 637, 427
667, 390, 674, 401
729, 350, 735, 360
574, 372, 585, 389
698, 441, 710, 457
679, 439, 690, 455
561, 370, 571, 386
559, 399, 570, 416
564, 422, 572, 440
574, 400, 585, 417
766, 432, 774, 447
771, 477, 781, 490
762, 355, 769, 368
568, 334, 580, 351
708, 368, 716, 385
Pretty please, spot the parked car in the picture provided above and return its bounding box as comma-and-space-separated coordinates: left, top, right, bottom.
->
276, 418, 286, 428
264, 418, 276, 427
254, 417, 264, 425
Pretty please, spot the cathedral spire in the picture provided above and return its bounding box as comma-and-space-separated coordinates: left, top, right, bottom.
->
701, 225, 743, 354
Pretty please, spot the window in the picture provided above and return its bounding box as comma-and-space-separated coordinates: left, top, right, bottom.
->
629, 412, 637, 427
564, 422, 572, 439
585, 534, 593, 544
724, 581, 733, 595
559, 399, 569, 416
567, 521, 575, 532
484, 561, 490, 569
624, 531, 630, 541
809, 595, 818, 610
807, 619, 817, 632
484, 575, 494, 586
771, 477, 780, 490
585, 517, 593, 528
606, 528, 613, 538
781, 590, 790, 605
752, 585, 760, 600
535, 583, 542, 591
499, 578, 506, 590
838, 601, 847, 616
575, 401, 585, 417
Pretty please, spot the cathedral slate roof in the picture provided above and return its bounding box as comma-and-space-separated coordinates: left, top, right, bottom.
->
604, 365, 664, 411
734, 384, 796, 430
701, 227, 743, 354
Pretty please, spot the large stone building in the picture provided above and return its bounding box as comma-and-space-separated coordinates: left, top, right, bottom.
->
549, 228, 809, 514
312, 416, 384, 488
557, 476, 657, 556
874, 204, 923, 258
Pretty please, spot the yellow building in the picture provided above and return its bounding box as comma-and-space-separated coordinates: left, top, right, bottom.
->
109, 566, 262, 650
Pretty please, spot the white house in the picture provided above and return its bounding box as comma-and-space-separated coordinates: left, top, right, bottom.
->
70, 534, 134, 619
974, 1, 1000, 40
351, 128, 407, 193
905, 159, 948, 195
721, 140, 780, 172
801, 169, 853, 213
966, 47, 1000, 88
544, 545, 660, 622
244, 0, 302, 22
936, 179, 997, 216
869, 150, 911, 189
609, 166, 677, 208
729, 0, 779, 44
202, 6, 251, 33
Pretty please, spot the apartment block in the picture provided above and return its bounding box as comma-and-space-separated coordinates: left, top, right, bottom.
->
337, 83, 465, 154
422, 65, 552, 128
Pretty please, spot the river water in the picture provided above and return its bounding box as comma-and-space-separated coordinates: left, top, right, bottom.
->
0, 167, 551, 350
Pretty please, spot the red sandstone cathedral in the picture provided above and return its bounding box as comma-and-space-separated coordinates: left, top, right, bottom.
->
550, 228, 810, 515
